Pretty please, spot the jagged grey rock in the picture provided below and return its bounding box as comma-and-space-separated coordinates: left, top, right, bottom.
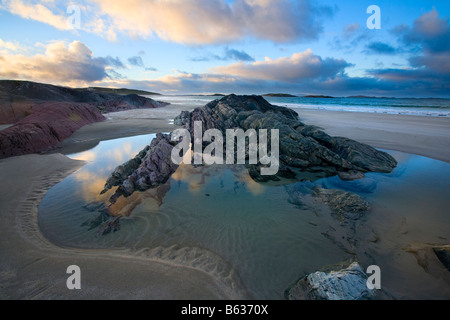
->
102, 133, 179, 204
102, 95, 397, 203
287, 262, 375, 300
174, 94, 397, 182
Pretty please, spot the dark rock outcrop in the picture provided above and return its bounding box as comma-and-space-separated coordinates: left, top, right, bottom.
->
286, 262, 375, 300
102, 94, 397, 203
175, 94, 397, 181
101, 133, 179, 203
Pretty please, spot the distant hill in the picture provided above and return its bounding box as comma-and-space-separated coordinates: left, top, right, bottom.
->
303, 95, 335, 99
263, 93, 297, 97
0, 80, 168, 124
80, 87, 161, 96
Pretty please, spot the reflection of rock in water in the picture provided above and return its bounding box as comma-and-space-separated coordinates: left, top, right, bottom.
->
321, 175, 378, 194
83, 180, 172, 235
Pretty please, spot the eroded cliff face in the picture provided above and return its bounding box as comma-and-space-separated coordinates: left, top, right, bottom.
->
0, 102, 105, 159
0, 80, 169, 124
0, 80, 170, 159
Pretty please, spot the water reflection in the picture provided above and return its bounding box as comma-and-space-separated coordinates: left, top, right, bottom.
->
38, 134, 450, 299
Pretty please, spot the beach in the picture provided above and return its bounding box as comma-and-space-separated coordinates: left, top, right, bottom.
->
1, 105, 449, 299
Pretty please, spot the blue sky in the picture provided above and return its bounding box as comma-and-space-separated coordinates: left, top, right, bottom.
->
0, 0, 449, 97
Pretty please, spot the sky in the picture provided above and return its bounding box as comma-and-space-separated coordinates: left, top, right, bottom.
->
0, 0, 449, 97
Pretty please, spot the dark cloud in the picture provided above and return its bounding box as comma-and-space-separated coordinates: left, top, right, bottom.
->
399, 9, 450, 53
107, 69, 126, 80
95, 56, 125, 68
364, 42, 397, 55
128, 55, 158, 71
223, 47, 255, 62
191, 47, 254, 62
128, 56, 145, 68
389, 8, 450, 80
213, 50, 351, 82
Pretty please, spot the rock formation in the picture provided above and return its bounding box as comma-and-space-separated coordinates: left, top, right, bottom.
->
0, 80, 170, 158
0, 80, 169, 124
286, 262, 375, 300
0, 102, 105, 158
101, 133, 179, 204
103, 94, 397, 203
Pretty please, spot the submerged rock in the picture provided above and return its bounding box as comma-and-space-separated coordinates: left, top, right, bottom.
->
433, 246, 450, 272
97, 217, 121, 236
312, 187, 370, 222
286, 262, 375, 300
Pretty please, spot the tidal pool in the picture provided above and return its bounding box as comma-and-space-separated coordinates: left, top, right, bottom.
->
38, 134, 450, 299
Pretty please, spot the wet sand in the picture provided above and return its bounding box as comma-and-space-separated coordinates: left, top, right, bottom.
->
1, 106, 449, 299
0, 153, 239, 299
297, 109, 450, 163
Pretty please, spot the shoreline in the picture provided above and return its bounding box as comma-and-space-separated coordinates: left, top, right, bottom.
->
1, 107, 449, 299
296, 109, 450, 163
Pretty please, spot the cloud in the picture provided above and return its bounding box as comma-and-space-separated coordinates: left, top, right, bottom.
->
128, 56, 145, 68
0, 38, 19, 51
127, 55, 157, 72
364, 42, 397, 55
211, 49, 351, 82
391, 9, 450, 79
343, 23, 360, 39
397, 8, 450, 53
2, 0, 71, 30
191, 47, 254, 62
223, 47, 255, 62
0, 41, 123, 85
330, 23, 373, 52
90, 0, 332, 44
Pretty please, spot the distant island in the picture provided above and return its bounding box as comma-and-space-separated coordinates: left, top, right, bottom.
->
263, 93, 297, 97
303, 95, 335, 99
79, 87, 161, 96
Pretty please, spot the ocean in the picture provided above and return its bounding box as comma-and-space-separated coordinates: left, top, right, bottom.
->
157, 95, 450, 117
